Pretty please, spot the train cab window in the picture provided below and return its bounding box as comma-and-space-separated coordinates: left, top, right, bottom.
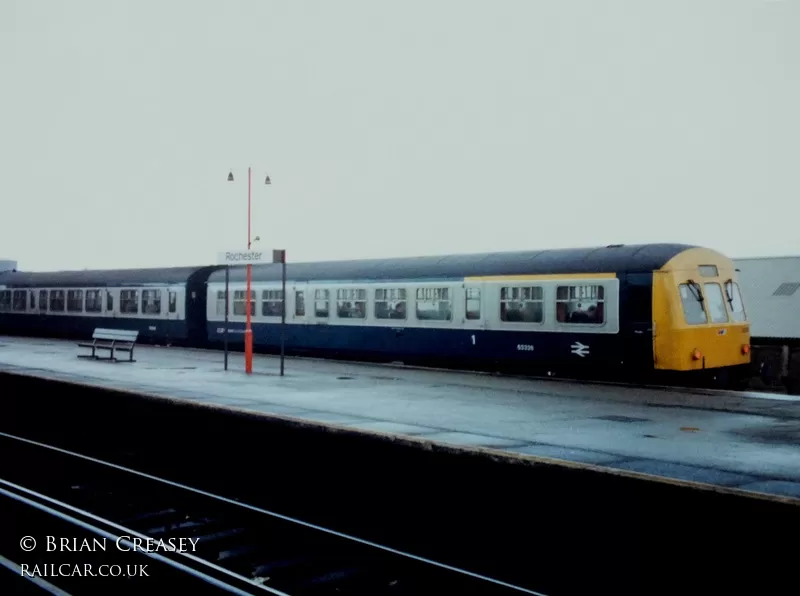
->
295, 291, 305, 316
724, 281, 746, 322
500, 286, 542, 323
120, 290, 139, 314
337, 288, 367, 319
29, 290, 36, 310
0, 290, 10, 311
39, 290, 48, 312
168, 291, 177, 314
67, 290, 84, 312
556, 285, 604, 324
12, 290, 27, 311
216, 291, 226, 316
375, 288, 407, 320
49, 290, 65, 312
106, 291, 114, 313
698, 265, 718, 277
85, 290, 102, 313
142, 289, 161, 315
314, 289, 329, 318
233, 290, 255, 316
678, 284, 707, 324
262, 290, 284, 317
703, 283, 729, 324
415, 287, 452, 321
465, 288, 481, 320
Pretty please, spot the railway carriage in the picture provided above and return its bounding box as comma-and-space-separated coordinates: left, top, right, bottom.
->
0, 267, 218, 345
206, 243, 752, 387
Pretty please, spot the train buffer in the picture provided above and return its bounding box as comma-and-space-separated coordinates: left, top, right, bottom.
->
77, 328, 138, 363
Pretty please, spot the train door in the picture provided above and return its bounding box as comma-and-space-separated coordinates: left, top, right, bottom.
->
290, 282, 307, 350
622, 273, 655, 372
461, 282, 487, 358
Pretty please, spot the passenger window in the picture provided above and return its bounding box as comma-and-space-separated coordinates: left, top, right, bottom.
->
415, 287, 452, 321
168, 291, 177, 313
703, 283, 728, 324
216, 290, 226, 316
375, 288, 407, 320
465, 288, 480, 320
500, 286, 543, 323
49, 290, 65, 312
295, 291, 305, 316
85, 290, 102, 312
556, 285, 604, 324
142, 289, 161, 314
678, 283, 707, 325
233, 290, 255, 316
67, 289, 84, 312
314, 289, 329, 318
12, 290, 26, 312
337, 289, 367, 319
120, 290, 139, 314
39, 290, 48, 312
0, 291, 10, 311
261, 290, 283, 317
724, 281, 746, 322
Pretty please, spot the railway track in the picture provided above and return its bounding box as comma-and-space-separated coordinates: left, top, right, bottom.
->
0, 432, 542, 595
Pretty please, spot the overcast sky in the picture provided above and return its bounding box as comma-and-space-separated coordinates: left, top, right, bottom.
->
1, 1, 797, 271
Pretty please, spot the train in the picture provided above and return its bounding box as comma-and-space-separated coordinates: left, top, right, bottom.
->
0, 243, 755, 390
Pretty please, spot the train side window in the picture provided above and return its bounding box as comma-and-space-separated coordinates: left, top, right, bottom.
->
337, 288, 367, 319
678, 284, 707, 324
12, 290, 27, 311
0, 290, 11, 311
67, 289, 84, 312
120, 290, 139, 314
106, 291, 114, 312
85, 290, 102, 313
500, 286, 542, 323
465, 288, 480, 320
29, 290, 36, 310
314, 289, 329, 318
703, 283, 728, 323
39, 290, 48, 312
262, 290, 283, 317
233, 290, 255, 316
49, 290, 65, 312
375, 288, 407, 320
216, 291, 226, 316
295, 291, 305, 316
556, 285, 604, 324
724, 281, 746, 322
416, 287, 452, 321
142, 289, 161, 314
168, 291, 177, 313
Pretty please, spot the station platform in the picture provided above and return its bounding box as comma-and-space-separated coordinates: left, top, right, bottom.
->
1, 335, 799, 501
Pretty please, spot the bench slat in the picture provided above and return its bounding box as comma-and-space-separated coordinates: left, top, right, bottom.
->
92, 328, 138, 341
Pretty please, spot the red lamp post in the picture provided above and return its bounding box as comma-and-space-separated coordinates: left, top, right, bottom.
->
228, 167, 271, 375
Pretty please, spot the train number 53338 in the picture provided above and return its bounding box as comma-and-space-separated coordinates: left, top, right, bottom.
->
516, 344, 535, 351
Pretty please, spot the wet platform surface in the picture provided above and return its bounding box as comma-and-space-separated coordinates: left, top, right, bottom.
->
1, 336, 799, 500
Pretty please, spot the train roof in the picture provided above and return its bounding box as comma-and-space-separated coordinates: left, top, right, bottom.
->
0, 266, 218, 288
208, 243, 701, 284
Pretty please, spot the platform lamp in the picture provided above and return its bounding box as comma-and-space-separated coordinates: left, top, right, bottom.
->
227, 168, 271, 375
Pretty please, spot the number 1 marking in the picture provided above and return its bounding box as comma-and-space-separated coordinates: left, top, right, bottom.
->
471, 334, 476, 345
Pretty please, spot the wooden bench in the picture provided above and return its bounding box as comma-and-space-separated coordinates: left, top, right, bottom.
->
77, 328, 139, 362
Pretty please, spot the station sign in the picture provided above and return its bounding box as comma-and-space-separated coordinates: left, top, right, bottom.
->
217, 250, 270, 265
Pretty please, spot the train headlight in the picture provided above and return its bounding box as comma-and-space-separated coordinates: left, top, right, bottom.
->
692, 349, 702, 361
742, 344, 750, 355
